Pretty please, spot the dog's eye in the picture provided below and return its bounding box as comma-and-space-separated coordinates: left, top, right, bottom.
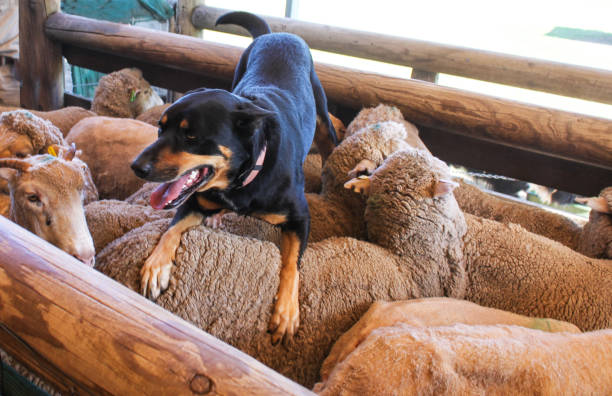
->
185, 134, 196, 140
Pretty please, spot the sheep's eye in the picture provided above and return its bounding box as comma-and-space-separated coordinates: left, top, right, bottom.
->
45, 217, 52, 226
27, 194, 40, 204
15, 152, 27, 158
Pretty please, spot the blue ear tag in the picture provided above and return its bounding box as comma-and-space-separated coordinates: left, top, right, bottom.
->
39, 154, 56, 164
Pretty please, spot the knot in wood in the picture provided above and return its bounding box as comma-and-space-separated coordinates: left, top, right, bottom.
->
190, 373, 213, 394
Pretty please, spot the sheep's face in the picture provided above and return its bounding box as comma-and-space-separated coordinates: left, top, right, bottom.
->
0, 130, 34, 159
129, 85, 163, 117
577, 187, 612, 258
0, 155, 96, 266
371, 149, 457, 203
131, 89, 273, 210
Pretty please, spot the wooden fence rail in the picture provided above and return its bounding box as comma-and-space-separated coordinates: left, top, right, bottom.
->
0, 216, 313, 395
192, 5, 612, 105
43, 12, 612, 195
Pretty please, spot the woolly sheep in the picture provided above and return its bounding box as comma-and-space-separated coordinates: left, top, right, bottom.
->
348, 104, 609, 258
358, 148, 612, 330
0, 105, 96, 137
135, 103, 171, 126
85, 199, 175, 253
456, 181, 612, 258
0, 111, 97, 216
0, 110, 63, 158
315, 322, 610, 396
318, 298, 579, 382
317, 298, 580, 389
0, 152, 96, 265
91, 68, 163, 118
66, 116, 157, 200
345, 104, 428, 152
95, 209, 467, 389
575, 187, 612, 258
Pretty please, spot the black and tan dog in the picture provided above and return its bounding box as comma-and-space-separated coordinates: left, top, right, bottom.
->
131, 11, 337, 344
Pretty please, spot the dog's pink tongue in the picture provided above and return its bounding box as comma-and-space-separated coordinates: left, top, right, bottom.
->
150, 173, 191, 209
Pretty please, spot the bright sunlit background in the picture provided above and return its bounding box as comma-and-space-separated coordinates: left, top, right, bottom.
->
205, 0, 612, 120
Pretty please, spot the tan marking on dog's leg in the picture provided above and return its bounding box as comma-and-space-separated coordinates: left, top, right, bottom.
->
140, 212, 203, 300
254, 213, 288, 225
269, 231, 300, 345
344, 175, 371, 196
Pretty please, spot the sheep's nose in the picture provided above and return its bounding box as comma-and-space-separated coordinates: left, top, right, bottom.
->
131, 159, 152, 179
73, 251, 95, 267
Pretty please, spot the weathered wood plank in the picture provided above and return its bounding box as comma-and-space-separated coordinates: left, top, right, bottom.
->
19, 0, 63, 110
192, 5, 612, 105
0, 217, 313, 396
64, 91, 91, 109
44, 12, 612, 168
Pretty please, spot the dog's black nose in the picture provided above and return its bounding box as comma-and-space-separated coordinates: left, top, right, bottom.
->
131, 159, 152, 179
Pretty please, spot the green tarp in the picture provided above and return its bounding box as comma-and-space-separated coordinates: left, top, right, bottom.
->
61, 0, 173, 23
62, 0, 174, 97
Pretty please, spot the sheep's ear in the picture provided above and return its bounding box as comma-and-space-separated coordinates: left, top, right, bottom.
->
0, 159, 30, 182
433, 178, 458, 198
59, 143, 77, 162
576, 196, 611, 214
0, 168, 16, 183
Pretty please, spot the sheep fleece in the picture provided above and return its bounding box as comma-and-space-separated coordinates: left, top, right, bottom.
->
314, 324, 612, 396
96, 221, 451, 388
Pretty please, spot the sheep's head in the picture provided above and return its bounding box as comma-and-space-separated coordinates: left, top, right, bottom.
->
0, 110, 64, 157
93, 68, 163, 118
323, 122, 410, 201
0, 151, 96, 266
576, 187, 612, 258
363, 148, 465, 260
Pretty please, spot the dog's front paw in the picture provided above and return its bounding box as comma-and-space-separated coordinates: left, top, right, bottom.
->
140, 253, 173, 300
268, 291, 300, 346
344, 175, 371, 195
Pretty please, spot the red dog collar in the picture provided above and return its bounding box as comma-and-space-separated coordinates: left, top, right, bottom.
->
242, 145, 266, 187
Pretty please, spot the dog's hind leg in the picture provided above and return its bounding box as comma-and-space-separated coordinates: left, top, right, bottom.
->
268, 217, 309, 345
311, 68, 338, 163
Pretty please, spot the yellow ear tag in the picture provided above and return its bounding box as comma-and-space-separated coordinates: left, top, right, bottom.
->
47, 145, 58, 157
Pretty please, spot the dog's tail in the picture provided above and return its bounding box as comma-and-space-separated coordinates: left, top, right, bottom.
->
215, 11, 272, 38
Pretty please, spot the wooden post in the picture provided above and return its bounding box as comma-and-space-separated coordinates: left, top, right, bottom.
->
171, 0, 205, 101
19, 0, 64, 110
411, 69, 438, 83
175, 0, 205, 39
0, 216, 313, 395
285, 0, 299, 18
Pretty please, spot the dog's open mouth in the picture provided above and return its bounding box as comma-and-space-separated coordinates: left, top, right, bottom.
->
150, 166, 213, 209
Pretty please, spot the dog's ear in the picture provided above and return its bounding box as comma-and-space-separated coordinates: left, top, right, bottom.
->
231, 101, 274, 133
